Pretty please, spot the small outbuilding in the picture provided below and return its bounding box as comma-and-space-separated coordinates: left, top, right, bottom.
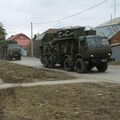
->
110, 31, 120, 61
95, 17, 120, 61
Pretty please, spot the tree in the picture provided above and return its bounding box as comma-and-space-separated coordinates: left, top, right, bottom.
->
0, 23, 6, 40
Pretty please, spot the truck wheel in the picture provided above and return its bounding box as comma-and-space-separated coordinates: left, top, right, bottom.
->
7, 56, 11, 61
18, 56, 21, 60
64, 58, 74, 71
42, 56, 48, 67
75, 58, 87, 73
19, 56, 21, 60
48, 56, 55, 68
96, 62, 108, 72
87, 65, 93, 71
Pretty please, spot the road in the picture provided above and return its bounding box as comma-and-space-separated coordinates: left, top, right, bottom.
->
10, 57, 120, 84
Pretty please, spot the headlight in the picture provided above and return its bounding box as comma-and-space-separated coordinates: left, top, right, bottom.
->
91, 55, 94, 57
108, 53, 111, 56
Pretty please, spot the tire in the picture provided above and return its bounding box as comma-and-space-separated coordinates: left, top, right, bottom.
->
19, 56, 21, 60
6, 56, 11, 61
96, 62, 108, 72
64, 58, 74, 71
87, 65, 93, 71
18, 55, 21, 60
75, 58, 87, 73
41, 56, 48, 67
47, 56, 56, 68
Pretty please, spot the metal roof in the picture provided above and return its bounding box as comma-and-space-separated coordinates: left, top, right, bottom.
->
96, 17, 120, 28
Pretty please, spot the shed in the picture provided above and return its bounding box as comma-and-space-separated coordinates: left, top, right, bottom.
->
111, 43, 120, 61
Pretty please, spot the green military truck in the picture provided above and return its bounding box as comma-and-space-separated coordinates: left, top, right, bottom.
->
0, 40, 21, 60
40, 27, 113, 73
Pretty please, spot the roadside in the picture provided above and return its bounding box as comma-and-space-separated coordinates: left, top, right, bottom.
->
0, 61, 73, 83
109, 61, 120, 65
10, 57, 120, 85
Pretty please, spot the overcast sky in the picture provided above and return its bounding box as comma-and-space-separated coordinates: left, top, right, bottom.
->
0, 0, 120, 38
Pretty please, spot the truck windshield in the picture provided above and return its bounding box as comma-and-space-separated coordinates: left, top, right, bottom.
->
87, 37, 109, 46
8, 44, 21, 49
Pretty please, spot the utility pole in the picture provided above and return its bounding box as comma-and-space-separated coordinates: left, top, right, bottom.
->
31, 22, 33, 57
114, 0, 116, 18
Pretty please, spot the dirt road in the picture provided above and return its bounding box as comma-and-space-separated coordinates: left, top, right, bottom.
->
10, 57, 120, 84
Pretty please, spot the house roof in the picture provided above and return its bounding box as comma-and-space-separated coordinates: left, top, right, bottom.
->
96, 17, 120, 28
7, 33, 31, 47
7, 33, 31, 41
110, 31, 120, 39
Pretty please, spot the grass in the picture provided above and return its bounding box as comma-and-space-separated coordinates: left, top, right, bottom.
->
0, 83, 120, 120
0, 61, 73, 83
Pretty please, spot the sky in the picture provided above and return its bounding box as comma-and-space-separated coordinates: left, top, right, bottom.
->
0, 0, 120, 38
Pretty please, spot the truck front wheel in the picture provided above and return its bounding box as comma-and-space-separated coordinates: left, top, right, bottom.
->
96, 62, 108, 72
48, 56, 56, 68
41, 56, 48, 67
64, 58, 74, 71
75, 58, 87, 73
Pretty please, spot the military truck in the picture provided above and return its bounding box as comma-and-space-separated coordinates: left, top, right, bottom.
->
6, 43, 21, 60
40, 27, 113, 73
0, 40, 21, 60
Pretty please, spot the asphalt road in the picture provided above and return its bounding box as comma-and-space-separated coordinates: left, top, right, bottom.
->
10, 57, 120, 84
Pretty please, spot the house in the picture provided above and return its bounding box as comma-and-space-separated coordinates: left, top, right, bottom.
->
95, 17, 120, 39
110, 32, 120, 61
7, 33, 31, 56
95, 17, 120, 61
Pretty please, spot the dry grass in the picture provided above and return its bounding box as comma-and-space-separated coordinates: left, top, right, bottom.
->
0, 61, 72, 83
109, 61, 120, 65
0, 83, 120, 120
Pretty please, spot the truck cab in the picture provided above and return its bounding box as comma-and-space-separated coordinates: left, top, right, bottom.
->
75, 35, 112, 72
78, 35, 112, 60
7, 44, 21, 60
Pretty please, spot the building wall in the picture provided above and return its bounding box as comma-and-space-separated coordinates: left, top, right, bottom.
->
110, 32, 120, 44
14, 35, 31, 48
112, 45, 120, 61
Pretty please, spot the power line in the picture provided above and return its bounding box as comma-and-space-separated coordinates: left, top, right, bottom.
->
34, 0, 109, 25
7, 24, 30, 34
59, 0, 109, 21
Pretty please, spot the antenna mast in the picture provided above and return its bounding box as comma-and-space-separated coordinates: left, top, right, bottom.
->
114, 0, 116, 18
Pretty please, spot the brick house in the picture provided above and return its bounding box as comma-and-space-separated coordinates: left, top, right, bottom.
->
110, 31, 120, 61
7, 33, 31, 56
110, 31, 120, 44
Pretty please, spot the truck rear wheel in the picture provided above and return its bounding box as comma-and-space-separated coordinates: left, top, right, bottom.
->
96, 62, 108, 72
48, 56, 56, 68
64, 58, 74, 71
75, 58, 87, 73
